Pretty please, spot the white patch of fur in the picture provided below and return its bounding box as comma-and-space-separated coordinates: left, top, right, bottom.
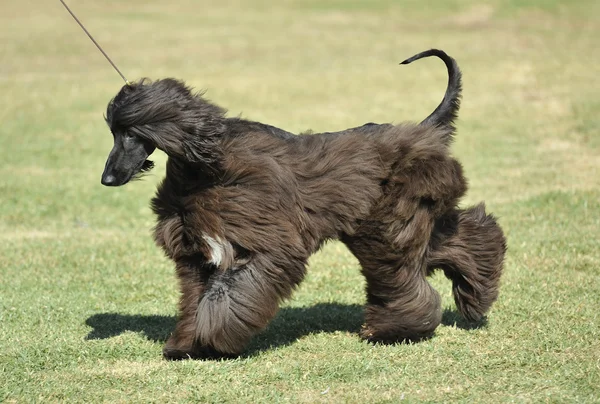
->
203, 234, 233, 269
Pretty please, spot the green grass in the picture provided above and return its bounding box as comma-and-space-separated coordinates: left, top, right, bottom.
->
1, 0, 599, 402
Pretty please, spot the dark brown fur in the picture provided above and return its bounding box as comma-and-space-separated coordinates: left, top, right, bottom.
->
102, 51, 506, 359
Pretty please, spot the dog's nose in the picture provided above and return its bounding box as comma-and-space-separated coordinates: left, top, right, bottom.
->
101, 174, 117, 186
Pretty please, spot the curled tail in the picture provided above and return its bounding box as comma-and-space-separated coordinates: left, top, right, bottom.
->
401, 49, 462, 133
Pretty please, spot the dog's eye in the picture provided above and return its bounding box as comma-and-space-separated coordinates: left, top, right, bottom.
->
123, 132, 135, 140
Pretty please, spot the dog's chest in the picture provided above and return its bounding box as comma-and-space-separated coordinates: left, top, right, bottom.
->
151, 188, 237, 268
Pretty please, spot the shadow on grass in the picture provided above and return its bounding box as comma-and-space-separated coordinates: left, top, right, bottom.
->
85, 303, 364, 354
85, 305, 486, 358
85, 313, 176, 342
246, 303, 363, 355
441, 308, 488, 330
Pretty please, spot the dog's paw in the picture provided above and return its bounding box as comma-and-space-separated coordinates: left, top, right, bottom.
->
162, 346, 198, 361
162, 344, 237, 361
359, 323, 433, 345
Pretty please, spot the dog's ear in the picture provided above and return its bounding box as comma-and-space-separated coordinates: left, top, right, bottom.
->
128, 123, 188, 160
128, 120, 225, 171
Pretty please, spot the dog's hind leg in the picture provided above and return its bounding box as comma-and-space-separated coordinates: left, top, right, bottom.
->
361, 261, 442, 343
344, 206, 442, 343
427, 204, 506, 322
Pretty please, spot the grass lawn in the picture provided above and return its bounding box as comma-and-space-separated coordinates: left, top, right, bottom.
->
1, 0, 599, 402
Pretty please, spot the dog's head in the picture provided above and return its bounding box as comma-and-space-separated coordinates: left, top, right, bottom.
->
101, 125, 156, 186
101, 80, 159, 186
101, 79, 226, 186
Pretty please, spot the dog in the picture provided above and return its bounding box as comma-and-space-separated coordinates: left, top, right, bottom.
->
101, 49, 506, 359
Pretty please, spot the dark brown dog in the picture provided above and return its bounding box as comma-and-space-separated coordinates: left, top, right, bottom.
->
101, 50, 506, 359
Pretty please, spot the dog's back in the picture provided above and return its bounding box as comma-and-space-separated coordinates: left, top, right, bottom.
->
218, 122, 462, 249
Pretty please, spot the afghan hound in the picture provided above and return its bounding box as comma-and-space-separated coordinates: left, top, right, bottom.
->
101, 49, 506, 359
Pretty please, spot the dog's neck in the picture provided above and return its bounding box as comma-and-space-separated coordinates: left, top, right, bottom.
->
164, 155, 221, 195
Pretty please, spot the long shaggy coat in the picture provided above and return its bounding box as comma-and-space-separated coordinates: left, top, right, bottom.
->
101, 50, 506, 359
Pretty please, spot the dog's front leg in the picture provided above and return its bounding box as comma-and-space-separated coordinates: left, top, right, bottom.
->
162, 259, 216, 360
193, 255, 298, 357
164, 253, 304, 360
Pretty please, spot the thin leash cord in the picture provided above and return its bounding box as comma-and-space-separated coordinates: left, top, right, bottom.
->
58, 0, 131, 85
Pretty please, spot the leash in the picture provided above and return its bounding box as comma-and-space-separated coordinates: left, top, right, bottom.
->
58, 0, 131, 86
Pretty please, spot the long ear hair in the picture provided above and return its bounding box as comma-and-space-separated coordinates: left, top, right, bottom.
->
105, 79, 227, 171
